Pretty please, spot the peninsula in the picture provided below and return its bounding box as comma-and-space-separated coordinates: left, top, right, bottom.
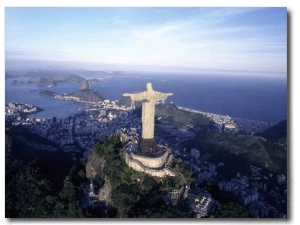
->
53, 80, 104, 103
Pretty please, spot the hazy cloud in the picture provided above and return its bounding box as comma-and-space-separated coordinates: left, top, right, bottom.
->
5, 7, 287, 75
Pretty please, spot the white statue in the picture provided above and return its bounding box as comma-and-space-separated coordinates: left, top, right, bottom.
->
123, 83, 173, 140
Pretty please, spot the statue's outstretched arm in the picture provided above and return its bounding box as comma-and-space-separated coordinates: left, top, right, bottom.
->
154, 92, 173, 101
123, 92, 147, 101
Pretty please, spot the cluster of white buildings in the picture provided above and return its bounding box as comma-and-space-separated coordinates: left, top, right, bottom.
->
5, 102, 39, 118
194, 196, 214, 218
177, 106, 273, 134
174, 146, 219, 185
54, 94, 82, 102
217, 167, 287, 218
187, 192, 215, 218
218, 176, 258, 206
233, 117, 275, 134
10, 103, 141, 160
54, 94, 131, 111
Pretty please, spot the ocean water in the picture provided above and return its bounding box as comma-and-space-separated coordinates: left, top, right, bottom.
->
5, 73, 287, 123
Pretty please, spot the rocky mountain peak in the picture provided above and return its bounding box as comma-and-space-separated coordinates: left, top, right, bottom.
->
80, 79, 90, 90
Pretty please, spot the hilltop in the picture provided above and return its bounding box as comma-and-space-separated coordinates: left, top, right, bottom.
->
66, 79, 104, 103
6, 69, 131, 84
184, 119, 287, 176
35, 77, 56, 86
66, 89, 104, 103
83, 134, 194, 218
116, 96, 132, 108
5, 131, 194, 218
155, 103, 210, 129
257, 119, 287, 148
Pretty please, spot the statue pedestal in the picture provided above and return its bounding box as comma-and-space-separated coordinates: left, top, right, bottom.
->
139, 138, 157, 155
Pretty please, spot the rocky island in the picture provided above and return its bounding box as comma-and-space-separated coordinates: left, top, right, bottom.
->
39, 90, 55, 97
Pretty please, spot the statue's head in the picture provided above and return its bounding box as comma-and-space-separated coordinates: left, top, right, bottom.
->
147, 83, 153, 91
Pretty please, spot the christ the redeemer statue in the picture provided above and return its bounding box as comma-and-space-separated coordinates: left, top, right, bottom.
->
123, 83, 173, 154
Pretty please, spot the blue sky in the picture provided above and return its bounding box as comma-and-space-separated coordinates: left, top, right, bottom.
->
5, 7, 287, 75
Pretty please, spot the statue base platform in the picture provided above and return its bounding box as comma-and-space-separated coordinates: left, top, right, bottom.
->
138, 138, 157, 155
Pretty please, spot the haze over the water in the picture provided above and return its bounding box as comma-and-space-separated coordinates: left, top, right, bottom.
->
5, 7, 286, 76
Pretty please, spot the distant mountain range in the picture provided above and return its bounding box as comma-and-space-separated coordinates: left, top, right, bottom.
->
6, 69, 130, 82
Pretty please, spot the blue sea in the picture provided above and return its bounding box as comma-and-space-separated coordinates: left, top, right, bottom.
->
5, 72, 287, 123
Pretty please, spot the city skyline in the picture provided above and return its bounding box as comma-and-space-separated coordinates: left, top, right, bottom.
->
5, 7, 287, 76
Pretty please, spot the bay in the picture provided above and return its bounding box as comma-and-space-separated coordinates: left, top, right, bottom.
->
5, 72, 287, 123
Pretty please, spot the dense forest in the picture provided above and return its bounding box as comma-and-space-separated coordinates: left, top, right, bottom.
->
5, 130, 194, 218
